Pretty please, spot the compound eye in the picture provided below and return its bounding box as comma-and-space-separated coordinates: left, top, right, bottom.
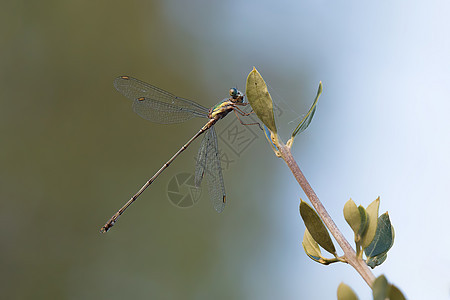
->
229, 88, 238, 98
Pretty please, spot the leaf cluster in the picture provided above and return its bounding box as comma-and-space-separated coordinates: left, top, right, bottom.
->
300, 197, 395, 269
338, 276, 405, 300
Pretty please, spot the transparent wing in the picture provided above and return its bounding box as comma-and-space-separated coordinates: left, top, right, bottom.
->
194, 127, 226, 212
204, 127, 226, 213
114, 76, 209, 124
194, 131, 208, 188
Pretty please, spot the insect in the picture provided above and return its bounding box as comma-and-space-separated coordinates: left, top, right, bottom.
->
100, 76, 259, 233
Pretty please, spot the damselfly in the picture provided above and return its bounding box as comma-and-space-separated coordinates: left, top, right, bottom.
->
100, 76, 258, 233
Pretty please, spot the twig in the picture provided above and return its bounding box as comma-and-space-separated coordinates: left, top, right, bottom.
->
277, 143, 376, 287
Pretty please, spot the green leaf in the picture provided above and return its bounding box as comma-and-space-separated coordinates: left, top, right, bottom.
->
299, 200, 336, 255
357, 205, 368, 237
302, 228, 322, 261
291, 81, 322, 138
366, 252, 387, 269
361, 197, 380, 249
364, 213, 394, 257
372, 275, 389, 300
302, 229, 341, 265
343, 199, 360, 233
364, 213, 394, 268
373, 275, 406, 300
388, 285, 407, 300
337, 283, 359, 300
343, 199, 361, 239
245, 67, 277, 133
344, 200, 369, 244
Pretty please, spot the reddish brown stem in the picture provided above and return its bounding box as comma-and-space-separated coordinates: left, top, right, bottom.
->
277, 143, 375, 287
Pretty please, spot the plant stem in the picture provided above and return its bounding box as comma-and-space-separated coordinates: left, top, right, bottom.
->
277, 143, 376, 287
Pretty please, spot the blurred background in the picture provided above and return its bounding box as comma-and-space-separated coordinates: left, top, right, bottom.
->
1, 0, 449, 299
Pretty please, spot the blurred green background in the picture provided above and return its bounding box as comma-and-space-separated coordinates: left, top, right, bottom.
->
2, 1, 450, 299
